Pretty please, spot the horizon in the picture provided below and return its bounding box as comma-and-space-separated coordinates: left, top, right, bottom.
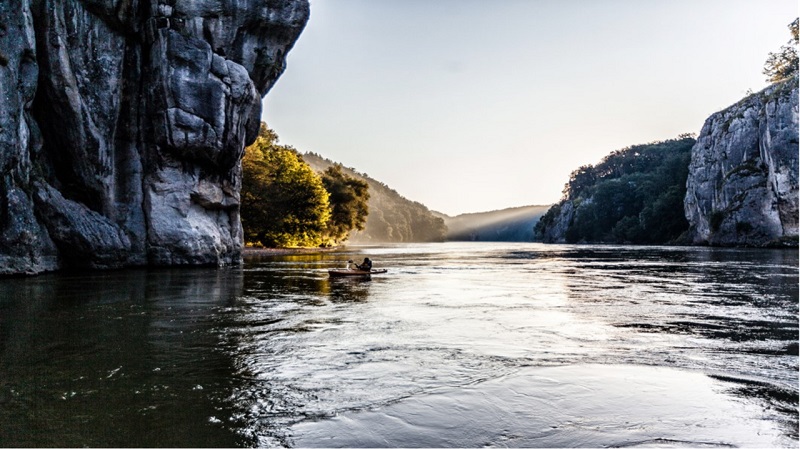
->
263, 0, 797, 216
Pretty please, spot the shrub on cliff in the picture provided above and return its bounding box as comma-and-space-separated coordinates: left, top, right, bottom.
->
241, 125, 331, 247
764, 18, 798, 83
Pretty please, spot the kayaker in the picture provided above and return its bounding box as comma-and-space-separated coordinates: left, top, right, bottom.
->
355, 257, 372, 271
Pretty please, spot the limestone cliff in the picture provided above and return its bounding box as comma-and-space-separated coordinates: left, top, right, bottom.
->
533, 201, 574, 244
0, 0, 309, 274
684, 77, 799, 246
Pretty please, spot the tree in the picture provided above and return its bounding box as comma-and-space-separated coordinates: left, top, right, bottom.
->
241, 124, 330, 247
300, 152, 447, 243
764, 18, 799, 83
536, 136, 695, 244
563, 165, 596, 199
320, 164, 370, 244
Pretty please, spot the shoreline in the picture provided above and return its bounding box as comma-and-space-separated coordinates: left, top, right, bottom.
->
242, 246, 339, 257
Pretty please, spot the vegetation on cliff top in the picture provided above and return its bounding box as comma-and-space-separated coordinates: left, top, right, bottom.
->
241, 124, 369, 247
763, 18, 798, 83
534, 136, 696, 244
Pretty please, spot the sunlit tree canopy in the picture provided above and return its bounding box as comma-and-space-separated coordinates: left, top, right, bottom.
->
241, 124, 331, 247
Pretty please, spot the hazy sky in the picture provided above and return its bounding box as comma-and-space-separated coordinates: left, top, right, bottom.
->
263, 0, 797, 216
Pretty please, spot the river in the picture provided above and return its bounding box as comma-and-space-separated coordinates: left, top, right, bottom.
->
0, 243, 797, 447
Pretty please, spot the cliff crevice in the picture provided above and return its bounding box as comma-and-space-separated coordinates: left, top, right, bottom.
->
684, 76, 798, 246
0, 0, 309, 275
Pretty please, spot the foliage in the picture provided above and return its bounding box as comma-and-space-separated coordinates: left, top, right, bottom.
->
303, 152, 447, 243
735, 221, 753, 234
764, 18, 799, 83
320, 164, 370, 244
534, 136, 696, 244
241, 124, 331, 247
534, 203, 562, 236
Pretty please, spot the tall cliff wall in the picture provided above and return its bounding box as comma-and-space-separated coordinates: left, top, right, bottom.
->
0, 0, 309, 275
684, 77, 798, 246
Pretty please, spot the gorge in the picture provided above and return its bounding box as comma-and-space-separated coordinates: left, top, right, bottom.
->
0, 3, 797, 277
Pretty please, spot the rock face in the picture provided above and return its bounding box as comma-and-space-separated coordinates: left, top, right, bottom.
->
684, 77, 799, 246
534, 201, 574, 244
0, 0, 309, 274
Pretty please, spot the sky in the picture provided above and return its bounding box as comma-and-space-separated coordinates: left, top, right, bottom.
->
262, 0, 797, 216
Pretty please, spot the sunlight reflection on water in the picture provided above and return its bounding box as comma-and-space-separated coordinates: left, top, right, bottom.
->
0, 243, 796, 447
228, 243, 798, 447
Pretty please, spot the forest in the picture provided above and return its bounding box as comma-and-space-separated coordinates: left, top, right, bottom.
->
441, 205, 550, 242
302, 153, 447, 243
240, 124, 445, 248
241, 124, 370, 247
534, 136, 697, 244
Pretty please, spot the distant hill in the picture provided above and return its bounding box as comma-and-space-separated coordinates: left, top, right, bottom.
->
439, 205, 551, 242
302, 153, 446, 243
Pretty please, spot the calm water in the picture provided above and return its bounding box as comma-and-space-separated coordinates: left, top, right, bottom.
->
0, 243, 797, 447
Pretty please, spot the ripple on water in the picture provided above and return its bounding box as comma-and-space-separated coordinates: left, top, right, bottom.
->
232, 244, 797, 447
0, 243, 795, 447
290, 364, 792, 448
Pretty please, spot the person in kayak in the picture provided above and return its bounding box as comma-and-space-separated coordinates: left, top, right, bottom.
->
355, 257, 372, 271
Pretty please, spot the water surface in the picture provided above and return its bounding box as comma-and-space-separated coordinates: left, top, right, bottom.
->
0, 243, 796, 447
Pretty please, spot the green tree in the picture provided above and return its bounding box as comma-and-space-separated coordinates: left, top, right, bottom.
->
764, 18, 799, 83
320, 164, 370, 244
301, 152, 447, 243
241, 124, 330, 247
536, 136, 694, 244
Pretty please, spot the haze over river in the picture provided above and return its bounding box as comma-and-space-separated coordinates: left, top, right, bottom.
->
1, 243, 797, 447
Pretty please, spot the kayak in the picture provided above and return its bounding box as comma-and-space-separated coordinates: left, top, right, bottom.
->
328, 269, 387, 277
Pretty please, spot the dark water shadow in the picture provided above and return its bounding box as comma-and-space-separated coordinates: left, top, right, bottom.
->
0, 268, 249, 447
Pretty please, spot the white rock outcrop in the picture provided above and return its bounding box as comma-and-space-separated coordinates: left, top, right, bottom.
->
684, 77, 798, 246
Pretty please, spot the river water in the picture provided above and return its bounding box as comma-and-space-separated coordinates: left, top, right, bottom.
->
0, 243, 797, 447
